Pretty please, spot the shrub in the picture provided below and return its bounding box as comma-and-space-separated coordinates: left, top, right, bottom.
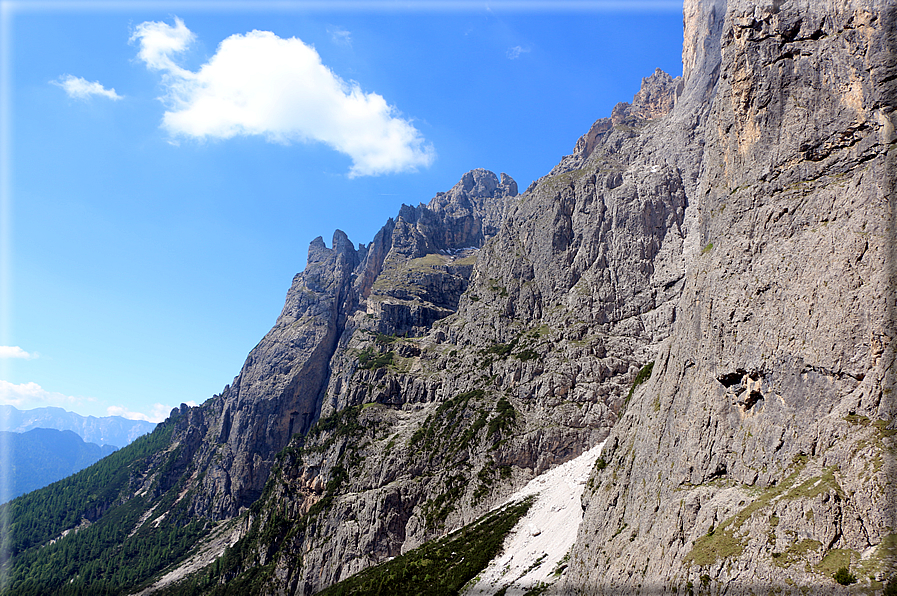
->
374, 332, 397, 344
833, 567, 857, 586
358, 348, 394, 370
488, 397, 517, 438
514, 348, 539, 361
486, 343, 514, 357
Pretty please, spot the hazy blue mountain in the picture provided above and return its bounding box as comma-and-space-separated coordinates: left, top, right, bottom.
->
1, 428, 117, 502
0, 405, 155, 447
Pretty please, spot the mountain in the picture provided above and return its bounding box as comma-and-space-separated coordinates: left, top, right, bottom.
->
0, 405, 156, 447
0, 428, 118, 503
562, 1, 897, 592
1, 0, 894, 594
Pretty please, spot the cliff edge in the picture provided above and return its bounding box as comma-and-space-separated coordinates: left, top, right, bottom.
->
563, 1, 896, 593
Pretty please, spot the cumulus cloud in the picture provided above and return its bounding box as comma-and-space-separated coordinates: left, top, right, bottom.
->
507, 45, 530, 60
0, 346, 38, 359
131, 18, 435, 177
108, 401, 196, 423
0, 380, 84, 409
52, 75, 123, 100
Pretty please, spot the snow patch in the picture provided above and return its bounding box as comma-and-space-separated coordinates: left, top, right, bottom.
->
463, 439, 606, 595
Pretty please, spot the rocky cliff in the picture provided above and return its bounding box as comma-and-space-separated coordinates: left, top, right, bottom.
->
235, 92, 693, 592
562, 0, 897, 593
154, 168, 521, 522
125, 54, 698, 593
4, 1, 894, 595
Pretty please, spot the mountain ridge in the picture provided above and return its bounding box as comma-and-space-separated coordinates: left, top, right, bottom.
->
0, 404, 155, 447
149, 57, 698, 593
0, 428, 117, 503
1, 0, 894, 594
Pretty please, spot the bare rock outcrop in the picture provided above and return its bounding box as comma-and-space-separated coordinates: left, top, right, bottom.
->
561, 1, 896, 593
164, 169, 519, 521
553, 67, 684, 174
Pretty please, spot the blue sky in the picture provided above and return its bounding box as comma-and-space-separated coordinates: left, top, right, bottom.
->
0, 1, 683, 422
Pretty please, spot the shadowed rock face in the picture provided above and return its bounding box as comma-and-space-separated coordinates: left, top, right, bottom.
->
177, 230, 361, 516
360, 168, 518, 337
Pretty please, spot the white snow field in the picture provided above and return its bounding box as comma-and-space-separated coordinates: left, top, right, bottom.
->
463, 439, 607, 595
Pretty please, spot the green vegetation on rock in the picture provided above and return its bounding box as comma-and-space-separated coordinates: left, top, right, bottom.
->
487, 397, 517, 438
833, 566, 857, 586
624, 361, 654, 406
0, 417, 214, 596
358, 347, 395, 370
316, 498, 533, 596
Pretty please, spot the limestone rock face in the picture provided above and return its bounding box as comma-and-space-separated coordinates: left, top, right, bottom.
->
171, 230, 360, 518
219, 69, 698, 594
552, 67, 684, 173
358, 168, 517, 337
85, 2, 894, 594
162, 169, 518, 521
629, 67, 684, 120
428, 168, 518, 238
561, 1, 896, 594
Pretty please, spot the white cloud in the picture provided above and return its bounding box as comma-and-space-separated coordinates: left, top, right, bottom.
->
131, 18, 435, 177
52, 75, 123, 100
0, 380, 84, 409
130, 17, 195, 76
328, 26, 352, 46
107, 401, 197, 423
507, 45, 530, 60
0, 346, 38, 359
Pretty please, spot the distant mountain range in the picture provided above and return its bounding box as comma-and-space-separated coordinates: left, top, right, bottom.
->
1, 428, 118, 502
0, 404, 155, 447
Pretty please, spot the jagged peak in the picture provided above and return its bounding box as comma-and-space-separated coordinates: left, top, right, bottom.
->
454, 168, 517, 199
428, 169, 517, 214
545, 67, 685, 177
307, 230, 356, 264
307, 236, 327, 263
332, 229, 354, 253
629, 67, 684, 121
